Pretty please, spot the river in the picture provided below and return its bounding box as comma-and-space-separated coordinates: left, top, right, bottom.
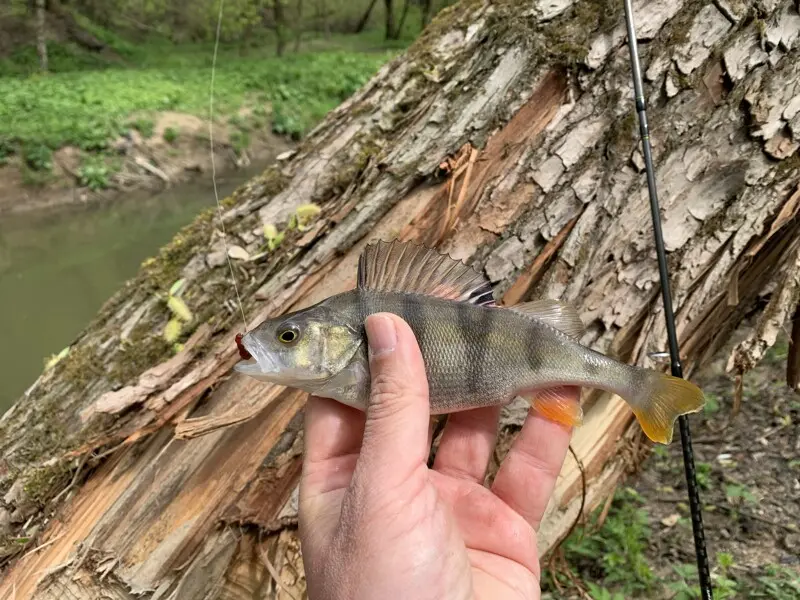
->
0, 166, 265, 414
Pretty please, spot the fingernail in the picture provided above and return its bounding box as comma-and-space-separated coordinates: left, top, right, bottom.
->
365, 314, 397, 356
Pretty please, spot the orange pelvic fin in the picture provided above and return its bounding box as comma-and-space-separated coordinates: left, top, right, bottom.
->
524, 387, 584, 428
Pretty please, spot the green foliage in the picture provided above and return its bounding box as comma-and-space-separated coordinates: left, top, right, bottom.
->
163, 126, 179, 144
668, 553, 740, 599
263, 223, 285, 251
0, 46, 394, 164
160, 279, 194, 351
695, 461, 712, 490
725, 483, 756, 505
748, 565, 800, 599
703, 393, 720, 415
0, 137, 13, 165
78, 155, 112, 190
130, 118, 155, 139
22, 143, 53, 172
555, 488, 655, 596
586, 583, 626, 600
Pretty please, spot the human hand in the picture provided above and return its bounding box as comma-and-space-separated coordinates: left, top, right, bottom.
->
299, 313, 574, 600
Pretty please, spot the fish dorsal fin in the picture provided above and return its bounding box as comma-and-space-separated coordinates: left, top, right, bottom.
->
509, 299, 585, 340
357, 240, 496, 306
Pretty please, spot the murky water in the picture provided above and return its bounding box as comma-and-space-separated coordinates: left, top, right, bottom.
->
0, 167, 263, 413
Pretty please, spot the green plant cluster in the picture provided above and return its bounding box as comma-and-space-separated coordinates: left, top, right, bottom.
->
544, 487, 800, 599
0, 43, 395, 176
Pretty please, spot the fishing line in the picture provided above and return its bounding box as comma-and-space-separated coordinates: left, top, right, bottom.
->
622, 1, 713, 598
209, 0, 248, 332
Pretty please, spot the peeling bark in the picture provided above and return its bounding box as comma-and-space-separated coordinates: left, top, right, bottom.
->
2, 0, 800, 597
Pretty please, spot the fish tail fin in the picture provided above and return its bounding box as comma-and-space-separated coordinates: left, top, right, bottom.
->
628, 371, 705, 444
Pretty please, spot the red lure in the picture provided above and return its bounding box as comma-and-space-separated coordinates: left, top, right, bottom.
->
235, 333, 252, 360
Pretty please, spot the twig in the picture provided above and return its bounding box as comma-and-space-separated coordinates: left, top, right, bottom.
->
19, 533, 65, 563
594, 483, 618, 531
258, 533, 300, 600
50, 452, 90, 507
563, 445, 587, 542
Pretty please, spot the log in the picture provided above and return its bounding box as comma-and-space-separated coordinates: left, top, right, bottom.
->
2, 0, 800, 597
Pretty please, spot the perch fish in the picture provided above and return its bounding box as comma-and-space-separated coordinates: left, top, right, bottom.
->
234, 240, 705, 444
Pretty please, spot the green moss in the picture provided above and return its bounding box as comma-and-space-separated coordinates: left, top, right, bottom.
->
331, 137, 382, 193
110, 321, 173, 386
540, 0, 623, 68
23, 462, 71, 507
59, 343, 104, 390
775, 151, 800, 176
259, 165, 290, 198
605, 112, 637, 160
140, 207, 216, 291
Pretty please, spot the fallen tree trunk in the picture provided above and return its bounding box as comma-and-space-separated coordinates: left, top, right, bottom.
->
2, 0, 800, 597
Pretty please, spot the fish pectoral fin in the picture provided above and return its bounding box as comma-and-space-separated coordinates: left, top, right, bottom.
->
508, 299, 584, 340
523, 387, 584, 428
356, 239, 496, 306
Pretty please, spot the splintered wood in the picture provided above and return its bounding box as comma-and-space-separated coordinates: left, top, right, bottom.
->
2, 0, 800, 598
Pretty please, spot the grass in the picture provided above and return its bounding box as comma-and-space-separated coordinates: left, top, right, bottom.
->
0, 23, 414, 177
0, 48, 395, 154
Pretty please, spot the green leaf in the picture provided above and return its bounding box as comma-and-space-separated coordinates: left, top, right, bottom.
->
169, 279, 185, 296
167, 296, 193, 323
163, 318, 182, 343
44, 345, 71, 370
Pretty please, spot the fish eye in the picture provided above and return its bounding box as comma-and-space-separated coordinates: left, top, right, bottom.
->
277, 326, 300, 344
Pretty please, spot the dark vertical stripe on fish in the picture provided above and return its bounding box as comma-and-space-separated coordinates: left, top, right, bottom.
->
455, 300, 479, 395
403, 294, 426, 352
476, 305, 496, 397
526, 319, 543, 371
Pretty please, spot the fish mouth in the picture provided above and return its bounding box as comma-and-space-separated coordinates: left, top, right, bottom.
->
233, 333, 278, 378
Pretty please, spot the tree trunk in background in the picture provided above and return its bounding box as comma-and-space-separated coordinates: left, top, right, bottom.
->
320, 0, 330, 38
421, 0, 433, 29
36, 0, 47, 71
395, 0, 410, 38
2, 0, 800, 598
294, 0, 304, 52
274, 0, 287, 56
354, 0, 378, 33
384, 0, 396, 40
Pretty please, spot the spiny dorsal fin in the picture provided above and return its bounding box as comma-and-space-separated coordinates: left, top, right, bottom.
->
509, 299, 585, 340
357, 239, 496, 306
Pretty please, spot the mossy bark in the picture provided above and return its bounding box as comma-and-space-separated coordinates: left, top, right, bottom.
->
2, 0, 800, 597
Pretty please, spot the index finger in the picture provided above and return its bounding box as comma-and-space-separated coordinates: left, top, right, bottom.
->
490, 386, 576, 529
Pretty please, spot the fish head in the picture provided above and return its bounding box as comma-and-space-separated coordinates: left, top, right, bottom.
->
234, 304, 362, 389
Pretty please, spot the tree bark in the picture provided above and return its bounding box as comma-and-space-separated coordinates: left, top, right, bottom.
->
36, 0, 47, 72
319, 0, 330, 38
294, 0, 304, 52
274, 0, 287, 57
354, 0, 379, 33
2, 0, 800, 598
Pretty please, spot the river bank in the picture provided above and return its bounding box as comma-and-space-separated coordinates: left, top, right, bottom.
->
0, 110, 292, 216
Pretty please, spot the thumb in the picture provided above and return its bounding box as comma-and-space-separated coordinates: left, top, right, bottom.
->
357, 313, 431, 483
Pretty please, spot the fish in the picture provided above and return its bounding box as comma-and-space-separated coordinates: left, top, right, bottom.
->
234, 239, 705, 444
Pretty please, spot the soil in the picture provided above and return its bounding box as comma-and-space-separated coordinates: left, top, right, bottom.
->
632, 324, 800, 593
0, 110, 292, 217
546, 321, 800, 597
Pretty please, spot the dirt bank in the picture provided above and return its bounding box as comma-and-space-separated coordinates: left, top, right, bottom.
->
0, 111, 292, 217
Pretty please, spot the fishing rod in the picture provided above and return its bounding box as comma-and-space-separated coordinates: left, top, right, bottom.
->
621, 1, 713, 598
